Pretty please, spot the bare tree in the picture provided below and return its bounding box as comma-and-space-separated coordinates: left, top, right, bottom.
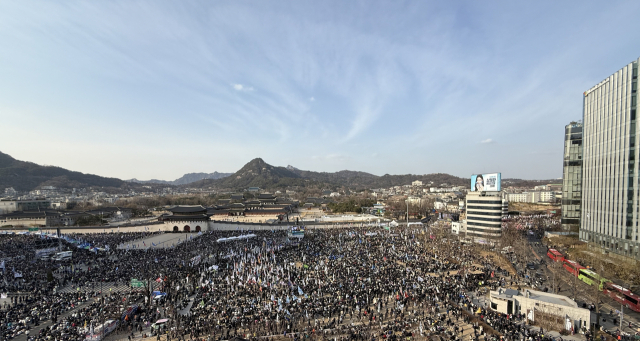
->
547, 260, 563, 294
551, 262, 587, 301
582, 257, 610, 330
534, 303, 567, 333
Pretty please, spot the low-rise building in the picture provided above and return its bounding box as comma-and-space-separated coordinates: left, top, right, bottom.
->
0, 199, 51, 214
489, 288, 590, 333
446, 202, 459, 212
451, 220, 466, 236
0, 210, 61, 227
506, 191, 556, 203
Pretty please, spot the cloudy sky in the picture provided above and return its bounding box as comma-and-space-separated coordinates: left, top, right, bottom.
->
1, 1, 640, 181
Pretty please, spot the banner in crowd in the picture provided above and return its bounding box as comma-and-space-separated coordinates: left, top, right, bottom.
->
191, 255, 201, 266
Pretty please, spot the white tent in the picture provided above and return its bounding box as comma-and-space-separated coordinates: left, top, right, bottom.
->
217, 234, 257, 243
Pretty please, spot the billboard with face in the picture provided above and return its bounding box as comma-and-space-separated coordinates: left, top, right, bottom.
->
470, 173, 501, 192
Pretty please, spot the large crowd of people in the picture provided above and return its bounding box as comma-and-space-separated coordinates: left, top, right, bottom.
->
0, 224, 621, 341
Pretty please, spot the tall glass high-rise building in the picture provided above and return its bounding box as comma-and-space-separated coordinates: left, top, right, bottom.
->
581, 59, 640, 259
561, 122, 582, 232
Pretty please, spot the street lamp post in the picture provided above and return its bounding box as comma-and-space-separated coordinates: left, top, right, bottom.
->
619, 303, 624, 331
406, 200, 409, 227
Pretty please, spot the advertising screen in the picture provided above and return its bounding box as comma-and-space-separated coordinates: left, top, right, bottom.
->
470, 173, 501, 192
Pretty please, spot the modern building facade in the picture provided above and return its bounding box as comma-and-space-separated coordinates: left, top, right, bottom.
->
465, 191, 503, 240
489, 288, 590, 333
581, 59, 640, 259
562, 122, 582, 232
0, 199, 51, 214
504, 191, 557, 203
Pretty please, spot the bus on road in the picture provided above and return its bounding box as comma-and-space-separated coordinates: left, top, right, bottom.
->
547, 249, 564, 262
578, 268, 608, 290
603, 283, 640, 313
562, 259, 585, 277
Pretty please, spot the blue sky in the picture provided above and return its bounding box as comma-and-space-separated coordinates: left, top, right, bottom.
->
1, 1, 640, 181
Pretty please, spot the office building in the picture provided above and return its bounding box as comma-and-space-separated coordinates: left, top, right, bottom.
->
562, 122, 582, 232
489, 288, 590, 332
466, 191, 503, 240
581, 59, 640, 259
0, 199, 51, 214
505, 191, 555, 203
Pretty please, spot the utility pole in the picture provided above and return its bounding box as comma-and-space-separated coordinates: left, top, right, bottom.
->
406, 200, 409, 227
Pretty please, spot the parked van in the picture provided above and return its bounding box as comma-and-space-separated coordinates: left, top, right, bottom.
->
53, 251, 72, 261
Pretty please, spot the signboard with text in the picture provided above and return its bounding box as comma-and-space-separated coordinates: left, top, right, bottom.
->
470, 173, 501, 192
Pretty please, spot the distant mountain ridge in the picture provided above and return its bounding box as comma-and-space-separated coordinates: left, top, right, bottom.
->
128, 172, 232, 186
0, 151, 130, 192
0, 151, 557, 193
187, 158, 470, 191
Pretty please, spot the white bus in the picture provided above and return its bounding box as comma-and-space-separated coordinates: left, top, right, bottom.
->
53, 251, 72, 261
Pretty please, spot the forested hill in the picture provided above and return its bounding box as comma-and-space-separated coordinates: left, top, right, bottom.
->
0, 151, 131, 192
187, 158, 469, 191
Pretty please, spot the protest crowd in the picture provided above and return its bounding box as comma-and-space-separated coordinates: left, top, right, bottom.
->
0, 224, 595, 341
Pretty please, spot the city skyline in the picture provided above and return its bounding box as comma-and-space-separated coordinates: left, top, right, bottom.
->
2, 1, 640, 180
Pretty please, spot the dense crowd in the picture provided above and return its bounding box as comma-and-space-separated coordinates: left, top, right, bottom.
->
501, 214, 560, 234
0, 226, 601, 341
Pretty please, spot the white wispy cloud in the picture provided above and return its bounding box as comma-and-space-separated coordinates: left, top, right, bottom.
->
0, 1, 638, 179
232, 84, 254, 92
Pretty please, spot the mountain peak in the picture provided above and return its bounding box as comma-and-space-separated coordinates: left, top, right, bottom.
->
204, 158, 302, 190
238, 158, 273, 172
0, 151, 17, 168
246, 158, 267, 166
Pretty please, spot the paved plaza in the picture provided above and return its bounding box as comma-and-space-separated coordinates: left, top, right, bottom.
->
116, 232, 201, 250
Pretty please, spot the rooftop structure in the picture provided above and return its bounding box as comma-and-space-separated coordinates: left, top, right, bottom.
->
490, 288, 590, 333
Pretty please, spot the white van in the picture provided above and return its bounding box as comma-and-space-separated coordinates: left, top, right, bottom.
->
53, 251, 72, 261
